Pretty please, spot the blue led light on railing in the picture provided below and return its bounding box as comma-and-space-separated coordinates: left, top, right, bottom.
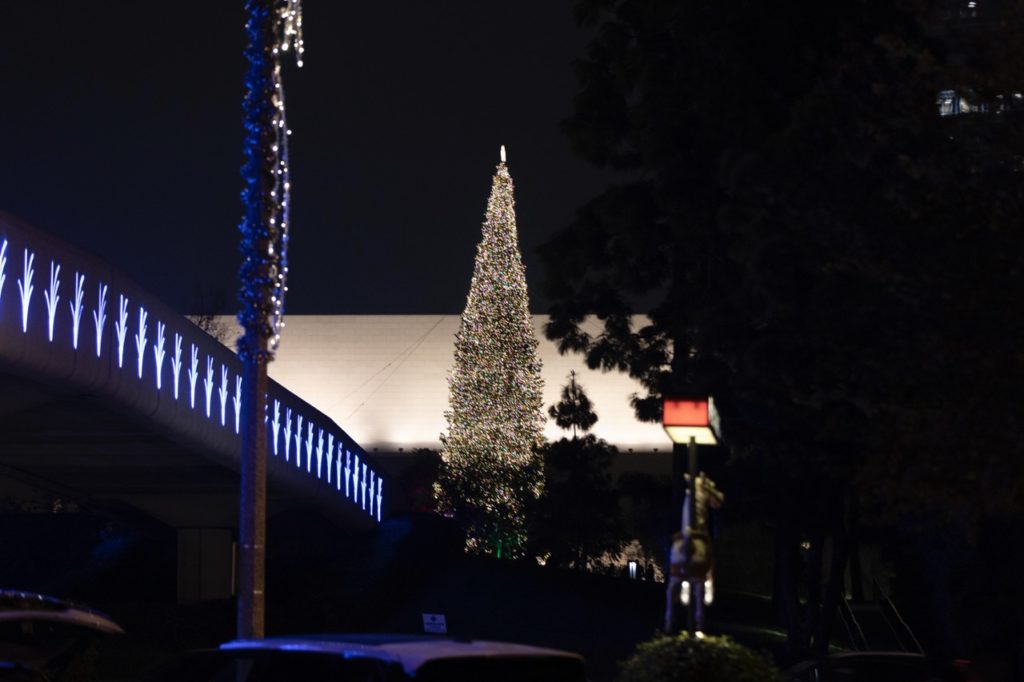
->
369, 472, 375, 516
271, 400, 281, 455
69, 273, 84, 350
345, 450, 352, 497
218, 365, 229, 427
203, 356, 214, 418
284, 409, 293, 461
354, 454, 361, 502
153, 322, 166, 390
44, 261, 59, 342
372, 475, 380, 518
315, 428, 324, 478
93, 283, 108, 358
305, 422, 314, 473
0, 240, 8, 307
336, 447, 343, 490
233, 376, 242, 434
188, 344, 199, 408
0, 237, 382, 523
361, 462, 368, 510
134, 307, 148, 379
171, 335, 183, 399
18, 249, 35, 334
115, 296, 128, 368
326, 433, 334, 482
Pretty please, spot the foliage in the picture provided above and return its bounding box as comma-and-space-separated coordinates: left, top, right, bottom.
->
616, 633, 780, 682
618, 471, 673, 570
547, 370, 598, 437
530, 434, 621, 570
402, 449, 442, 514
436, 159, 546, 558
186, 314, 234, 347
548, 0, 1024, 659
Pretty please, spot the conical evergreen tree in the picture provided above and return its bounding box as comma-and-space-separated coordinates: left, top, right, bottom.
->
437, 148, 545, 558
548, 370, 598, 439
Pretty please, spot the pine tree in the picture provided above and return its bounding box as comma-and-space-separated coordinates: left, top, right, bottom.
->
437, 148, 545, 558
547, 370, 598, 439
532, 373, 621, 571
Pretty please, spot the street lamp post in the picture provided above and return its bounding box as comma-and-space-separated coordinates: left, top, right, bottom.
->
662, 397, 720, 635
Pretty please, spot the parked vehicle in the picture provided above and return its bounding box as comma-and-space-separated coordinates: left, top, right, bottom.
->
0, 590, 123, 681
787, 651, 981, 682
145, 634, 586, 682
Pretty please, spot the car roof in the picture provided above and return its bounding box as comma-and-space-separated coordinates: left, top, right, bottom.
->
0, 590, 124, 635
221, 634, 583, 674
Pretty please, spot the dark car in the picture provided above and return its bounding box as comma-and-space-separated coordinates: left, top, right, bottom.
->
787, 652, 981, 682
145, 634, 587, 682
0, 590, 124, 681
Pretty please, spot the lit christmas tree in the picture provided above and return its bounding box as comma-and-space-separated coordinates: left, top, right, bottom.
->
437, 147, 545, 558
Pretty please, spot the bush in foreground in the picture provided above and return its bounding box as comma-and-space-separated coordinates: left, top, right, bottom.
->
617, 633, 780, 682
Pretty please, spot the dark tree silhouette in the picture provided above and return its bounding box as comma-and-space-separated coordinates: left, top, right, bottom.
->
530, 374, 621, 571
547, 370, 598, 438
547, 0, 1024, 660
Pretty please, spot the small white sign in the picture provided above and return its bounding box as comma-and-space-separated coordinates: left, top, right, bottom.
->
422, 613, 447, 634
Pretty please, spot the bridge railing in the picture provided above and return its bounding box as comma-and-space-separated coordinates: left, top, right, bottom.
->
0, 212, 383, 527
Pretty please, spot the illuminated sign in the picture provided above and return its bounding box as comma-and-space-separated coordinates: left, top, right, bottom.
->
662, 397, 720, 445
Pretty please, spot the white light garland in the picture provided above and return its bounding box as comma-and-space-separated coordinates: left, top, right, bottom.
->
266, 0, 303, 352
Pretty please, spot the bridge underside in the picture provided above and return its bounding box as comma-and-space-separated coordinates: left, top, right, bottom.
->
0, 370, 308, 529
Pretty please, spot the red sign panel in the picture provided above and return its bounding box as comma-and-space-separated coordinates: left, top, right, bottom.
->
662, 399, 710, 427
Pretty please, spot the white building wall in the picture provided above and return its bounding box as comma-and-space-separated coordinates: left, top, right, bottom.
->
216, 315, 668, 453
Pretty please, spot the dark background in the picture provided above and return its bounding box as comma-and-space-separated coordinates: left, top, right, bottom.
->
0, 1, 608, 314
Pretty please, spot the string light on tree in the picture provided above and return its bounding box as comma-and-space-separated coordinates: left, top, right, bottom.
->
239, 0, 303, 360
436, 146, 546, 558
236, 0, 305, 640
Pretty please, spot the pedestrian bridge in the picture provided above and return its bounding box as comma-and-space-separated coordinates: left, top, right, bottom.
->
0, 211, 385, 533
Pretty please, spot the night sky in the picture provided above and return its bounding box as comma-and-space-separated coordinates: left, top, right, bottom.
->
0, 2, 609, 314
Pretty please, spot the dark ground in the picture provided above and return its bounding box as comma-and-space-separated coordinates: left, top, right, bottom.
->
0, 510, 789, 682
5, 508, 1012, 681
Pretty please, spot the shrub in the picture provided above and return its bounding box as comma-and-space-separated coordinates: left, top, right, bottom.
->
617, 633, 780, 682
